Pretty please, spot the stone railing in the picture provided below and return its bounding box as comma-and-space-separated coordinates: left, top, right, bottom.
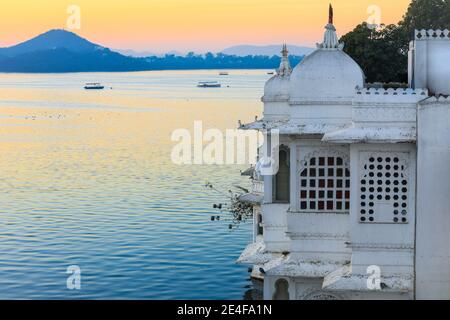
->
252, 179, 264, 195
415, 29, 450, 40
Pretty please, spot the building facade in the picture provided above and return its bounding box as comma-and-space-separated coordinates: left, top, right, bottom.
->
237, 13, 450, 300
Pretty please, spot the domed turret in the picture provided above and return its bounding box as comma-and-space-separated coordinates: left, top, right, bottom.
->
289, 5, 365, 102
263, 44, 292, 102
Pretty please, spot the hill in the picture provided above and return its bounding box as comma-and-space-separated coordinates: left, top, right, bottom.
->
0, 30, 306, 72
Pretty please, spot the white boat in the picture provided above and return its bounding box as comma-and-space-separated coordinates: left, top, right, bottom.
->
84, 83, 105, 90
197, 81, 221, 88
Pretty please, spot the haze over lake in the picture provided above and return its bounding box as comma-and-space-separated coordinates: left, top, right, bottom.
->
0, 70, 268, 299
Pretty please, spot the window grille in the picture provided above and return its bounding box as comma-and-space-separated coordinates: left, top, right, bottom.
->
299, 153, 350, 212
359, 153, 410, 224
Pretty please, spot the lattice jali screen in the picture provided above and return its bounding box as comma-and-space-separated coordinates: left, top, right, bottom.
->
299, 152, 350, 212
359, 152, 410, 224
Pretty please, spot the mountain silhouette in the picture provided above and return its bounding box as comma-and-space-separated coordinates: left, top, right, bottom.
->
0, 29, 151, 72
0, 29, 305, 73
0, 29, 102, 57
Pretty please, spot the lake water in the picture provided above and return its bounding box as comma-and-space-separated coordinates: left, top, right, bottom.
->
0, 70, 269, 299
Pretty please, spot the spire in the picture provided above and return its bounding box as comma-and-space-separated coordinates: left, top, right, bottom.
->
317, 4, 344, 50
277, 44, 292, 77
329, 3, 333, 24
281, 44, 288, 58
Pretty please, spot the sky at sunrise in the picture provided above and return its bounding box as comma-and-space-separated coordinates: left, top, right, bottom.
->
0, 0, 411, 53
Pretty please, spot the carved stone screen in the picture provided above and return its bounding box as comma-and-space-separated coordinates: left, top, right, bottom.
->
359, 152, 410, 224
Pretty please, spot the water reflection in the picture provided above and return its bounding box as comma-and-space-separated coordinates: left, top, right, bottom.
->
0, 70, 269, 299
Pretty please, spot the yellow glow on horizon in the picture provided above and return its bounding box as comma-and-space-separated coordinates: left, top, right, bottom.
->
0, 0, 411, 52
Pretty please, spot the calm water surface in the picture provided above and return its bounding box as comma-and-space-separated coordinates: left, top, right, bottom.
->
0, 70, 268, 299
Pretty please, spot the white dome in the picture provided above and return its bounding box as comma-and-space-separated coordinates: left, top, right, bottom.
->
264, 76, 290, 101
289, 48, 365, 102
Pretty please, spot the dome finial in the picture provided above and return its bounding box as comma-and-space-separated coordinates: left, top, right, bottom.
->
317, 4, 344, 50
277, 44, 292, 77
329, 3, 333, 24
281, 44, 288, 58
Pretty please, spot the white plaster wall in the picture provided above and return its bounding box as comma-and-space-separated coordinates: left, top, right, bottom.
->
262, 203, 290, 252
263, 101, 290, 120
412, 38, 450, 95
426, 41, 450, 95
416, 100, 450, 299
289, 103, 352, 125
287, 212, 350, 262
410, 39, 428, 89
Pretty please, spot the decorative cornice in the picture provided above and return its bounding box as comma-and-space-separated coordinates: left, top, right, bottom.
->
323, 271, 414, 292
289, 99, 353, 106
420, 95, 450, 105
323, 125, 417, 144
356, 87, 428, 96
415, 29, 450, 40
286, 232, 349, 241
262, 94, 290, 103
348, 242, 414, 251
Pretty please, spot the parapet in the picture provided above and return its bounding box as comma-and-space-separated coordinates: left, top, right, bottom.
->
356, 87, 428, 96
415, 29, 450, 40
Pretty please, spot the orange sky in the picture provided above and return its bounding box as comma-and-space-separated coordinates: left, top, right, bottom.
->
0, 0, 411, 53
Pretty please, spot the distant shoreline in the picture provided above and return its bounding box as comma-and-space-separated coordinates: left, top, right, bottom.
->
0, 67, 283, 75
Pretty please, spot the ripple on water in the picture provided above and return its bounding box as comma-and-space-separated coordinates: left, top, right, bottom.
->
0, 70, 268, 299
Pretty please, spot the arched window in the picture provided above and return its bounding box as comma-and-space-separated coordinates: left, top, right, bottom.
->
299, 152, 350, 212
257, 213, 263, 236
273, 279, 290, 300
273, 147, 290, 203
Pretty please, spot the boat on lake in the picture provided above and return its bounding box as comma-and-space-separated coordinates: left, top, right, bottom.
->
219, 72, 229, 76
84, 83, 105, 90
197, 81, 221, 88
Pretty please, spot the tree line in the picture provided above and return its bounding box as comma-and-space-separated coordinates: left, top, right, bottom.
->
144, 53, 304, 70
341, 0, 450, 83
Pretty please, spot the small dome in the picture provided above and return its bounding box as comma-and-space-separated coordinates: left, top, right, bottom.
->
263, 44, 292, 102
264, 76, 290, 101
289, 21, 365, 102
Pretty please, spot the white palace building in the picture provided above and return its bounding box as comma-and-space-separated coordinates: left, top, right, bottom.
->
237, 9, 450, 300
